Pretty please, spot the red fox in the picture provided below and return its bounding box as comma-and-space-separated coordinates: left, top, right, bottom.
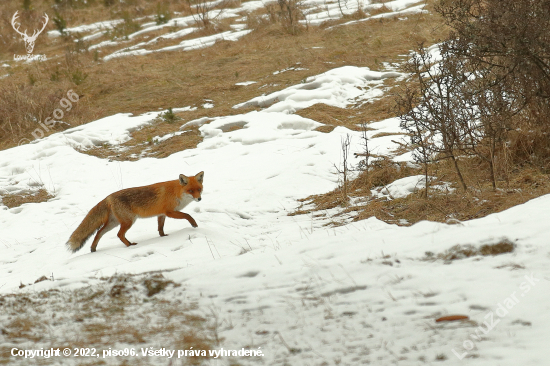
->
67, 172, 204, 253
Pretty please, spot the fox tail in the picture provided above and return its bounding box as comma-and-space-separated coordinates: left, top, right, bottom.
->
67, 200, 110, 252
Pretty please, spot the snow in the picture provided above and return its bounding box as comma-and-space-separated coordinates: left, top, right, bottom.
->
372, 174, 428, 199
331, 3, 428, 28
103, 29, 252, 61
370, 175, 453, 199
305, 0, 427, 26
272, 66, 308, 75
234, 66, 402, 113
2, 57, 549, 366
47, 19, 125, 38
172, 106, 198, 113
235, 81, 257, 86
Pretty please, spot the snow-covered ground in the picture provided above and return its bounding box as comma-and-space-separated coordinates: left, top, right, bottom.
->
1, 63, 549, 366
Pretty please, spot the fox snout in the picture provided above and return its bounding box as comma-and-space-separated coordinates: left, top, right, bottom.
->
196, 197, 202, 202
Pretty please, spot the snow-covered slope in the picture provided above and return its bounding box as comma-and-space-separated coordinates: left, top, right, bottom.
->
1, 65, 549, 365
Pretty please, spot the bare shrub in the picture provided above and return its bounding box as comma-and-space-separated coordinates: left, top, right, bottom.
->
334, 134, 351, 204
186, 0, 229, 30
277, 0, 306, 34
397, 0, 550, 192
396, 44, 472, 192
436, 0, 550, 167
262, 0, 306, 34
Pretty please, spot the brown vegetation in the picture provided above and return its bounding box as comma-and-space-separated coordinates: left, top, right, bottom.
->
424, 239, 515, 262
292, 0, 550, 227
1, 188, 54, 208
293, 154, 550, 227
0, 0, 446, 150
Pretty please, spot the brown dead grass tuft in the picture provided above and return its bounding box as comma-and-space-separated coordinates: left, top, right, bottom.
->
424, 239, 515, 262
479, 240, 515, 256
81, 118, 204, 161
1, 188, 55, 208
142, 274, 179, 297
371, 4, 392, 15
296, 104, 363, 130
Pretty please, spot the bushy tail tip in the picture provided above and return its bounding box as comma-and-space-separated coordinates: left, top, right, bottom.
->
66, 238, 85, 253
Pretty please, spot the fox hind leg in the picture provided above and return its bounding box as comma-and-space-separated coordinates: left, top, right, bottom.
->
116, 218, 137, 247
90, 215, 119, 252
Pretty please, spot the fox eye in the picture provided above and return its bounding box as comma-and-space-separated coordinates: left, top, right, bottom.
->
189, 190, 194, 194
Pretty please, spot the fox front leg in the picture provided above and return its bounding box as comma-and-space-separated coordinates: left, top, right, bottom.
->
166, 210, 198, 228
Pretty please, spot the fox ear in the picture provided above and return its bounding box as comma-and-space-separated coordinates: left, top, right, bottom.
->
195, 171, 204, 183
179, 174, 189, 186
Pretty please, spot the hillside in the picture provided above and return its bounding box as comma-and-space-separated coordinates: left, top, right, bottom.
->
1, 0, 550, 365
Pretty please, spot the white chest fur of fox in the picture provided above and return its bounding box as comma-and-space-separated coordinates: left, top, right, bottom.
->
66, 171, 204, 252
175, 194, 195, 211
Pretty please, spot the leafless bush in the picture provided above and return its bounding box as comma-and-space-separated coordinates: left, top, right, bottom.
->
186, 0, 229, 30
437, 0, 550, 166
334, 134, 351, 204
279, 0, 307, 34
396, 0, 550, 193
396, 44, 473, 191
357, 122, 371, 176
395, 83, 433, 197
262, 0, 306, 34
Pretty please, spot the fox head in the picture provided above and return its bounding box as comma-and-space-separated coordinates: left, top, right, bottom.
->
179, 171, 204, 202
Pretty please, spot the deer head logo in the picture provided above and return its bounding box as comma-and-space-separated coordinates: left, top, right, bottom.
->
11, 11, 49, 54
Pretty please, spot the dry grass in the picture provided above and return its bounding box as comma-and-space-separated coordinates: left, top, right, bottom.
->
295, 78, 406, 131
297, 103, 364, 131
81, 115, 205, 161
1, 1, 193, 54
292, 154, 550, 227
142, 273, 178, 296
424, 239, 515, 262
1, 188, 55, 208
291, 157, 417, 215
0, 1, 447, 150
